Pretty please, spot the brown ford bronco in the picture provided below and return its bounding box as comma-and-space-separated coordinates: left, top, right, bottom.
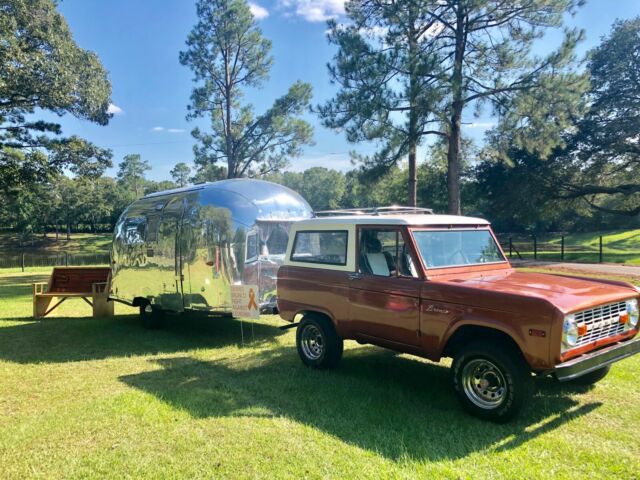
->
276, 207, 640, 422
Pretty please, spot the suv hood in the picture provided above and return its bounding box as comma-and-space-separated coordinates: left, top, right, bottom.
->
438, 270, 638, 313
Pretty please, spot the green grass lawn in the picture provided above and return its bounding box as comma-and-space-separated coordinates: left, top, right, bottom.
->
501, 229, 640, 265
1, 270, 639, 479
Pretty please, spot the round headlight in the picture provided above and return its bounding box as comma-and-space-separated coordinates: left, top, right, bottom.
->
563, 314, 579, 347
627, 299, 639, 328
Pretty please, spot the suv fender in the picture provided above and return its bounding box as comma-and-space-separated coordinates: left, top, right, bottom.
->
293, 308, 338, 328
442, 322, 528, 364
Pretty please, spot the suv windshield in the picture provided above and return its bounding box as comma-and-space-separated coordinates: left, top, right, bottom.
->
412, 229, 505, 269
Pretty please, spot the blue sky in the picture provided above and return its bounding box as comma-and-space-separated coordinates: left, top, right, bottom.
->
52, 0, 640, 181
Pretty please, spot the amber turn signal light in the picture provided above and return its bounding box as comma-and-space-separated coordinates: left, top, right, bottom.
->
577, 323, 588, 336
619, 313, 629, 324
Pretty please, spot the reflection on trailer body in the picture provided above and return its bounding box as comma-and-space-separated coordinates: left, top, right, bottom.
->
110, 179, 312, 313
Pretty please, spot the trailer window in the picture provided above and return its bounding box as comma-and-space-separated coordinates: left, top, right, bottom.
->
146, 214, 160, 242
246, 233, 258, 262
124, 217, 147, 245
266, 225, 289, 255
291, 230, 348, 266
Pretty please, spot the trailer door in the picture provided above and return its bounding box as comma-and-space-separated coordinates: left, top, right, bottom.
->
154, 196, 185, 311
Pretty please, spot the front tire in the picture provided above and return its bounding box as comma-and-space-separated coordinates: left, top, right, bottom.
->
452, 342, 533, 422
296, 314, 343, 368
140, 304, 164, 329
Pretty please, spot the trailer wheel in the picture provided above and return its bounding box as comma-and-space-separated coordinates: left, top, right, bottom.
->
296, 314, 343, 369
140, 303, 164, 329
452, 342, 532, 422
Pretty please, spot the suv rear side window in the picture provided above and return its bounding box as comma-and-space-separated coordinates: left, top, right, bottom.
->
291, 230, 348, 266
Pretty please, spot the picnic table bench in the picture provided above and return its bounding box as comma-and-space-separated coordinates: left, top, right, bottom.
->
33, 267, 114, 319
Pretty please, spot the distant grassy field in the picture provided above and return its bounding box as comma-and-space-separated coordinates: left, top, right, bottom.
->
0, 232, 112, 270
501, 229, 640, 265
0, 232, 112, 255
0, 269, 639, 479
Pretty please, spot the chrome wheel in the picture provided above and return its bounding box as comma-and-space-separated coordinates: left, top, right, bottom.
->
300, 324, 324, 360
461, 358, 507, 409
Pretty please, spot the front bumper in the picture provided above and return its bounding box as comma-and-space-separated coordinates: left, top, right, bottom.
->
555, 337, 640, 381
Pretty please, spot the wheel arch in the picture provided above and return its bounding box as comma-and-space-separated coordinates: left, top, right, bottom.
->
442, 323, 527, 363
295, 308, 337, 327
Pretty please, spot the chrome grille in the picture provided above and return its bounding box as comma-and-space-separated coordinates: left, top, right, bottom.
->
574, 301, 627, 347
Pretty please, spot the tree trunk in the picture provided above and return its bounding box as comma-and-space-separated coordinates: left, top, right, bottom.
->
67, 223, 71, 241
447, 114, 462, 215
408, 147, 417, 207
447, 5, 466, 216
407, 10, 418, 207
224, 47, 235, 179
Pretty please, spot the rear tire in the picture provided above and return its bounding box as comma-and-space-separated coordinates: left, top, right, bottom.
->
296, 314, 343, 369
140, 304, 164, 329
567, 365, 611, 386
452, 342, 533, 423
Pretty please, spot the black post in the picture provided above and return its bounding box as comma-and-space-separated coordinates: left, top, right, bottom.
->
65, 251, 69, 267
599, 236, 603, 263
561, 235, 565, 261
21, 253, 25, 272
509, 237, 513, 258
533, 235, 537, 260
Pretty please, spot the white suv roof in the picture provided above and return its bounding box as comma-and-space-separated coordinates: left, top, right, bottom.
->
295, 214, 489, 227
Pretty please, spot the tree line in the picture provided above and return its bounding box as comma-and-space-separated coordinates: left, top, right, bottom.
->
1, 0, 638, 240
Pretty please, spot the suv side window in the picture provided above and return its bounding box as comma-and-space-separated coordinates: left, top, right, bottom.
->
359, 228, 418, 278
291, 230, 348, 266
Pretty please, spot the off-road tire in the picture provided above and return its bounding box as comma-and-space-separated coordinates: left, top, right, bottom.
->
296, 314, 343, 369
567, 365, 611, 386
140, 303, 164, 329
452, 341, 533, 422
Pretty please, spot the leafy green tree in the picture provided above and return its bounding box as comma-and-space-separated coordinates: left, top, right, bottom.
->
0, 0, 113, 232
170, 162, 191, 187
117, 154, 151, 199
320, 1, 445, 206
191, 163, 227, 184
180, 0, 314, 179
553, 17, 640, 216
322, 0, 586, 213
270, 167, 347, 211
145, 180, 177, 195
0, 0, 112, 172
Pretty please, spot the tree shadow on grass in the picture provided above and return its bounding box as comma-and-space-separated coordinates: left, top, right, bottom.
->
120, 349, 601, 462
0, 313, 286, 364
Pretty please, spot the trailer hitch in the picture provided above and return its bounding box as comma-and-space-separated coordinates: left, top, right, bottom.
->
279, 322, 300, 331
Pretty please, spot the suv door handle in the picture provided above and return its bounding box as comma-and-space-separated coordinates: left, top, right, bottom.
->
348, 273, 362, 280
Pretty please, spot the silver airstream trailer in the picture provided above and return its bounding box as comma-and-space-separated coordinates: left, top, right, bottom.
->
110, 179, 312, 326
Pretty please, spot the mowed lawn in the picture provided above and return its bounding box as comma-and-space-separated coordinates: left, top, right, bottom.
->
0, 271, 639, 479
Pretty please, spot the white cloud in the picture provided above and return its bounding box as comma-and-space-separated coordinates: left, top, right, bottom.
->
249, 2, 269, 19
421, 21, 445, 39
151, 126, 186, 134
107, 103, 123, 115
465, 122, 497, 129
279, 0, 345, 22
